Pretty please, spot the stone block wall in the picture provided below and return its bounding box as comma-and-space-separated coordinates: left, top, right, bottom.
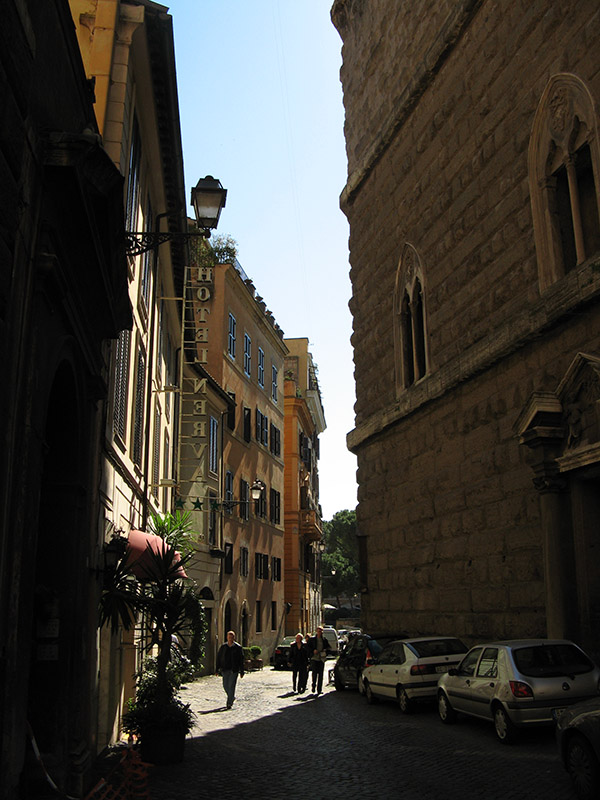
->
333, 0, 600, 642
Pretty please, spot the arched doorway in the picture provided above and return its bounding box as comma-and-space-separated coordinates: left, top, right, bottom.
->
26, 362, 90, 791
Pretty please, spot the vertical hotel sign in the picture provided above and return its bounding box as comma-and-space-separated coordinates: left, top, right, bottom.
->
176, 265, 214, 511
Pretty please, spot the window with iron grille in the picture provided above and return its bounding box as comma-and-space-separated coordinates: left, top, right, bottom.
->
258, 347, 264, 387
239, 479, 249, 520
224, 542, 233, 574
225, 470, 234, 514
243, 407, 251, 442
244, 333, 251, 376
228, 313, 236, 359
272, 365, 278, 402
240, 546, 249, 577
209, 416, 218, 474
132, 346, 146, 467
113, 329, 131, 441
269, 489, 281, 525
152, 403, 161, 498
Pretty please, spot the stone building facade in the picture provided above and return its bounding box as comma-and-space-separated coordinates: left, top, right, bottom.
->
332, 0, 600, 655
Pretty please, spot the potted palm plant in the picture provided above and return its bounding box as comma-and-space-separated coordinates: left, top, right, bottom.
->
99, 512, 204, 763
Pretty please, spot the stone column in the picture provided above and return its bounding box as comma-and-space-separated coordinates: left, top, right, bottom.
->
519, 418, 577, 639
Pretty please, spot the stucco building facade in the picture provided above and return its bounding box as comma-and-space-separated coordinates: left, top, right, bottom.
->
183, 257, 288, 659
332, 0, 600, 656
283, 338, 327, 635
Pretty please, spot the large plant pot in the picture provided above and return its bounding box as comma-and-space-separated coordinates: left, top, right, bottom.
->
140, 724, 186, 764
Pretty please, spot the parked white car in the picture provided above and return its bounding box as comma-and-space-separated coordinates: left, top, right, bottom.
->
361, 636, 468, 712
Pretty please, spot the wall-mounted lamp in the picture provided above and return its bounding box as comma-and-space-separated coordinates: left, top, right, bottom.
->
126, 175, 227, 256
101, 531, 129, 586
208, 480, 267, 512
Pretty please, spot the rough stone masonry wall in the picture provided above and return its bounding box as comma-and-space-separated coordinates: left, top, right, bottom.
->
334, 0, 600, 640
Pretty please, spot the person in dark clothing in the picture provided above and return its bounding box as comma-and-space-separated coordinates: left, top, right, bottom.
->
308, 626, 332, 694
216, 630, 245, 708
287, 633, 309, 693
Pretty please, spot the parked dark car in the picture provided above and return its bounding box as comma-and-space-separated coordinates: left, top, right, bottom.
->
556, 698, 600, 800
333, 632, 408, 691
271, 636, 296, 669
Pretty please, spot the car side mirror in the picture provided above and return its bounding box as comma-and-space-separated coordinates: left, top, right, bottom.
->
365, 657, 374, 666
447, 668, 458, 677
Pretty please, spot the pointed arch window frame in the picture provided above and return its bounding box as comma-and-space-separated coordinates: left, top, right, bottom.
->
528, 73, 600, 291
393, 243, 429, 395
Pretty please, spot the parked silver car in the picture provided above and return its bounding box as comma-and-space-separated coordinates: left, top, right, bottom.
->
437, 639, 600, 744
361, 636, 468, 712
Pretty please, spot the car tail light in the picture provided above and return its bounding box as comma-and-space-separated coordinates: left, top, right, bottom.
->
410, 664, 431, 675
365, 648, 373, 666
510, 680, 533, 698
275, 648, 282, 655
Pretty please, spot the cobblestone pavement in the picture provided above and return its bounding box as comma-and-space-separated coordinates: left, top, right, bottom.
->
147, 666, 576, 800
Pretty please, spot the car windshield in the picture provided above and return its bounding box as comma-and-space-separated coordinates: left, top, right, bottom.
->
280, 637, 295, 646
409, 638, 468, 658
513, 644, 594, 677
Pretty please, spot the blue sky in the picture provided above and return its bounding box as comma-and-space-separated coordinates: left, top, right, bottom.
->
171, 1, 357, 520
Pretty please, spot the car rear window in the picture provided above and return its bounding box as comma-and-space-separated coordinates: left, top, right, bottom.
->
410, 639, 468, 658
513, 644, 594, 677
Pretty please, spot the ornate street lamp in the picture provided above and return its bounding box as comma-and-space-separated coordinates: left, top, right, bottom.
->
126, 175, 227, 256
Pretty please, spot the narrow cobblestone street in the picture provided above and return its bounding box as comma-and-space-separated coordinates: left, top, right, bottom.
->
147, 666, 576, 800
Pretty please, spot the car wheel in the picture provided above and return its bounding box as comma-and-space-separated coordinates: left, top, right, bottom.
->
334, 671, 345, 691
365, 681, 378, 705
438, 691, 456, 724
398, 686, 413, 714
566, 733, 600, 800
493, 704, 516, 744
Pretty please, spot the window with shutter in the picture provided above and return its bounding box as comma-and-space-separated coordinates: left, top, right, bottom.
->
113, 329, 131, 441
132, 347, 146, 466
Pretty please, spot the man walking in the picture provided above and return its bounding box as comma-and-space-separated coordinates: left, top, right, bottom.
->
216, 630, 245, 708
308, 626, 332, 695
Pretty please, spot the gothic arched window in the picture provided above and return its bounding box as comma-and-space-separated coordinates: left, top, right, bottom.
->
394, 244, 428, 394
529, 74, 600, 290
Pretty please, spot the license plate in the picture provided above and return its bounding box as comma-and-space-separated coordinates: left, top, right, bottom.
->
436, 665, 449, 673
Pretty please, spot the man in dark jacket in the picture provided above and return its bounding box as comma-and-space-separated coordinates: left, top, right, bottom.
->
308, 626, 332, 694
216, 630, 245, 708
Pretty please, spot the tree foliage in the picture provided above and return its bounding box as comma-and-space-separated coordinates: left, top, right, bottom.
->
322, 509, 359, 604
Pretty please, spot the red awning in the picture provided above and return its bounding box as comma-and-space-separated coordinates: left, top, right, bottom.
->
126, 530, 187, 581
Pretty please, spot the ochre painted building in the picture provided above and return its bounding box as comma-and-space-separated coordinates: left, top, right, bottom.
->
187, 258, 288, 659
283, 339, 327, 635
333, 0, 600, 657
